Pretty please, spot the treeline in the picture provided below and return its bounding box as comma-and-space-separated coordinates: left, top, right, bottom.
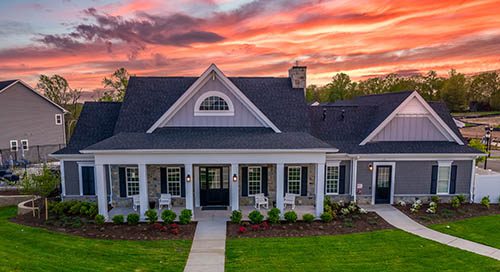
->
306, 69, 500, 112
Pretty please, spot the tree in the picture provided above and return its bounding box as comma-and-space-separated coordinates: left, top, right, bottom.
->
469, 139, 487, 164
323, 73, 354, 101
440, 69, 469, 112
101, 68, 132, 102
21, 165, 60, 220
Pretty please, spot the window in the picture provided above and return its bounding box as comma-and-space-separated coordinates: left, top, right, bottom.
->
55, 114, 63, 125
126, 167, 139, 196
326, 166, 339, 194
248, 166, 262, 195
167, 167, 181, 197
437, 166, 451, 194
199, 96, 229, 111
9, 140, 17, 152
287, 166, 301, 195
20, 140, 29, 151
194, 91, 234, 116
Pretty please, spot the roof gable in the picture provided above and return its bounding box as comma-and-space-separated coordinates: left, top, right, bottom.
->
0, 80, 67, 113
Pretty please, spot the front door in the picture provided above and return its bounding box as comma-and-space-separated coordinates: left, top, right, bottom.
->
81, 166, 95, 195
200, 167, 229, 206
375, 166, 391, 204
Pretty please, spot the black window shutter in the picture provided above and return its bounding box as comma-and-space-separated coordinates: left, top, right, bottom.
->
339, 165, 346, 194
284, 166, 288, 196
430, 165, 438, 194
181, 167, 186, 197
262, 167, 268, 196
119, 167, 127, 197
160, 167, 167, 194
301, 166, 308, 196
241, 167, 248, 196
450, 165, 457, 194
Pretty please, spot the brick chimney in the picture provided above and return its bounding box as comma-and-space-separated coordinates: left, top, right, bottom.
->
288, 63, 307, 90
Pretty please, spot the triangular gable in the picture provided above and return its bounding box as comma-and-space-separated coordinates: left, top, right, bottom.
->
147, 64, 281, 133
0, 80, 67, 113
360, 91, 464, 145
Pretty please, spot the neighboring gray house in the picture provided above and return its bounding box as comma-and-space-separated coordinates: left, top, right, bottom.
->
0, 80, 67, 164
52, 64, 482, 220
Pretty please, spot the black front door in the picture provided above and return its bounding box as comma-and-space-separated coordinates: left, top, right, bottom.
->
200, 167, 229, 206
81, 166, 95, 195
375, 166, 391, 204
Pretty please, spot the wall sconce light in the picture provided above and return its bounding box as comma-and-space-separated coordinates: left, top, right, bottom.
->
232, 174, 238, 182
368, 164, 373, 171
186, 174, 191, 182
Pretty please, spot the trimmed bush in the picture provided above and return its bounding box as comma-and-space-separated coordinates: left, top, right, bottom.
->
248, 210, 264, 224
457, 194, 467, 204
94, 214, 105, 225
112, 214, 124, 224
230, 210, 242, 224
302, 213, 315, 223
127, 213, 140, 225
267, 208, 281, 224
145, 209, 158, 224
451, 196, 461, 208
284, 211, 297, 223
320, 212, 333, 223
161, 210, 177, 224
431, 196, 440, 203
481, 196, 490, 209
179, 209, 192, 225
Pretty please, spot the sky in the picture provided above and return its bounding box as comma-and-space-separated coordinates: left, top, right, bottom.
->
0, 0, 499, 93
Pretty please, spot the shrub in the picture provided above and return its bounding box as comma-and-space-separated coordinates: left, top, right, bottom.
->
230, 210, 242, 224
260, 221, 270, 230
426, 201, 438, 214
238, 226, 247, 234
451, 196, 461, 208
94, 214, 105, 225
457, 194, 467, 204
267, 208, 281, 224
481, 196, 490, 209
320, 212, 333, 223
161, 210, 177, 224
410, 199, 422, 213
431, 196, 440, 203
112, 214, 124, 224
248, 210, 264, 224
127, 213, 140, 225
343, 218, 354, 228
179, 209, 192, 225
145, 209, 158, 224
347, 201, 359, 213
284, 211, 297, 223
153, 222, 167, 232
323, 196, 332, 209
302, 213, 315, 223
251, 224, 260, 231
340, 208, 350, 216
398, 200, 406, 207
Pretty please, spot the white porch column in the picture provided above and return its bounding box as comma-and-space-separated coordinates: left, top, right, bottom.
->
276, 163, 284, 212
315, 163, 325, 217
138, 164, 148, 220
95, 164, 108, 219
352, 159, 358, 202
60, 160, 66, 199
185, 164, 194, 212
230, 163, 239, 211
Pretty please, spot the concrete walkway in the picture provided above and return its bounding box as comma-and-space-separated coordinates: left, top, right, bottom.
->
184, 211, 228, 272
366, 205, 500, 261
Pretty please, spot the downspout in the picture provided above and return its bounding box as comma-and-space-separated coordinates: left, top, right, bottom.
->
108, 164, 113, 204
470, 158, 476, 203
352, 158, 358, 203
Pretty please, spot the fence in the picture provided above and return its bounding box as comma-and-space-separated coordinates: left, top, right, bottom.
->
0, 144, 66, 166
473, 168, 500, 203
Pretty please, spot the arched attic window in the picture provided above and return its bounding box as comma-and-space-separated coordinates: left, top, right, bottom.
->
194, 91, 234, 116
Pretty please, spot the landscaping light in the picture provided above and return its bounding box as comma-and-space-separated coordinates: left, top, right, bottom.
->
186, 174, 191, 182
233, 174, 238, 182
368, 164, 373, 171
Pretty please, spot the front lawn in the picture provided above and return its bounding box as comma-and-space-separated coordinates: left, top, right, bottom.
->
430, 215, 500, 249
226, 229, 500, 271
0, 207, 192, 272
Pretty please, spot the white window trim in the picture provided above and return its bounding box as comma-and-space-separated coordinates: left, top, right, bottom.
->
247, 166, 262, 196
325, 165, 340, 195
370, 162, 396, 205
194, 91, 235, 116
167, 166, 182, 197
20, 139, 29, 151
436, 161, 453, 195
9, 140, 18, 151
77, 162, 95, 196
287, 166, 302, 195
55, 114, 63, 125
126, 167, 140, 197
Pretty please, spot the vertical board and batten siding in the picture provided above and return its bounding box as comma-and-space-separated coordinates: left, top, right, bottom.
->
0, 83, 65, 149
165, 77, 263, 127
340, 161, 351, 194
63, 161, 80, 195
372, 116, 448, 141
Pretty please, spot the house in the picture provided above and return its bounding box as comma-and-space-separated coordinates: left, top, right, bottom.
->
51, 64, 482, 220
0, 80, 67, 164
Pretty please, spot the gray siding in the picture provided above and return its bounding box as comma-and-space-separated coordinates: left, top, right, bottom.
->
165, 77, 263, 127
372, 116, 447, 141
356, 161, 373, 195
64, 161, 80, 195
0, 83, 65, 150
340, 160, 351, 194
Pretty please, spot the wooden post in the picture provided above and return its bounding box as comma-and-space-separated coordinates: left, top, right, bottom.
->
45, 197, 48, 220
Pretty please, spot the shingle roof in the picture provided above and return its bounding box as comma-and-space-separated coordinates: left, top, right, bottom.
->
53, 102, 121, 154
84, 127, 333, 151
0, 80, 17, 91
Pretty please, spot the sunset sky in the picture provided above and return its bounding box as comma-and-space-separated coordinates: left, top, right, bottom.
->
0, 0, 499, 94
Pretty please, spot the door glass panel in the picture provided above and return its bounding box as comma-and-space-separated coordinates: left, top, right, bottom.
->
208, 168, 221, 189
200, 167, 207, 189
222, 167, 229, 189
377, 167, 390, 188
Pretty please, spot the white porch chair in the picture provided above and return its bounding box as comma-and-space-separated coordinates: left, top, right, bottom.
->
159, 193, 172, 210
254, 193, 269, 209
132, 195, 140, 212
284, 193, 296, 210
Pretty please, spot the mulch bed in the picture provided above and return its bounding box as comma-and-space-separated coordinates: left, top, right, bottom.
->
227, 212, 393, 238
11, 213, 196, 240
0, 190, 22, 195
395, 203, 500, 225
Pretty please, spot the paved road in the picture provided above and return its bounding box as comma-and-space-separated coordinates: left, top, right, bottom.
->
477, 159, 500, 172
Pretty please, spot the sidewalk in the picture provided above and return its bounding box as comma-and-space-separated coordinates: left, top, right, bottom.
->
366, 204, 500, 261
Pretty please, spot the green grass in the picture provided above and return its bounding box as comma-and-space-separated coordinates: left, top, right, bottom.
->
430, 215, 500, 249
0, 207, 192, 272
226, 229, 500, 272
452, 111, 500, 117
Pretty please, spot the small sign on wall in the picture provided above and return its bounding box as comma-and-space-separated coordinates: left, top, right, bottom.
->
356, 184, 363, 189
